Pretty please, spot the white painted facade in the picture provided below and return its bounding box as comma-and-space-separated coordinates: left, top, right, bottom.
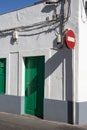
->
78, 0, 87, 102
0, 0, 87, 124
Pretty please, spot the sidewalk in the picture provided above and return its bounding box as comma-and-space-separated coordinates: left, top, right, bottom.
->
0, 112, 86, 130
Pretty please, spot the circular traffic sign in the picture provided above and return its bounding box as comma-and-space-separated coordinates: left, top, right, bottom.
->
65, 29, 76, 49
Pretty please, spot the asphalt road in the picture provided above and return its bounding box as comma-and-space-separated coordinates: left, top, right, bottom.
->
0, 113, 86, 130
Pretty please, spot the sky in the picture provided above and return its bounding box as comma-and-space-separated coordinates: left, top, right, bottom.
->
0, 0, 41, 14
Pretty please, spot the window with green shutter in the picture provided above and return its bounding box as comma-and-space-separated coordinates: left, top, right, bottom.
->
0, 58, 6, 94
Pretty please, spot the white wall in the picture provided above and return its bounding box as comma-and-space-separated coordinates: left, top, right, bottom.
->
65, 0, 79, 103
0, 1, 79, 103
0, 3, 62, 98
78, 0, 87, 102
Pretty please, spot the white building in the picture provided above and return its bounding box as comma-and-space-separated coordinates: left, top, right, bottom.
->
0, 0, 87, 124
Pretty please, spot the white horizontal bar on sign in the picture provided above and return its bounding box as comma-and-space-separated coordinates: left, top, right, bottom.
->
67, 36, 75, 43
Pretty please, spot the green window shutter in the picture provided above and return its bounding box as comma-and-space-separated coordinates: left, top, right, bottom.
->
0, 59, 6, 94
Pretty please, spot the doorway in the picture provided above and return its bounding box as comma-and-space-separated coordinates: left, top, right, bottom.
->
0, 58, 6, 94
24, 56, 45, 118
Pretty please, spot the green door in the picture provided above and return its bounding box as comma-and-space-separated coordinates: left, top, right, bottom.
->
0, 58, 6, 94
25, 56, 45, 118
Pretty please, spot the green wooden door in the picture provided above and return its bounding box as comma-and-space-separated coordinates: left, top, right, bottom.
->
0, 59, 6, 94
25, 56, 45, 118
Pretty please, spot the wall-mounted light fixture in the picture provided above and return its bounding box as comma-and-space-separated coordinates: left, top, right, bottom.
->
57, 33, 62, 44
56, 33, 64, 49
12, 30, 18, 41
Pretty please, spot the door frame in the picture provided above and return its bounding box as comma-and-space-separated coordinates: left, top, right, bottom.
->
19, 50, 49, 115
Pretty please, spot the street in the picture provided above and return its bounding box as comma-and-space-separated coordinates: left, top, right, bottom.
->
0, 113, 86, 130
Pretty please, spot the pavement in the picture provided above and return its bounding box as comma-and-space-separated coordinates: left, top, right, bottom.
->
0, 112, 86, 130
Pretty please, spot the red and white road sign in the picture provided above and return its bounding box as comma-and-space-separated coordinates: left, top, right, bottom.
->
65, 29, 76, 49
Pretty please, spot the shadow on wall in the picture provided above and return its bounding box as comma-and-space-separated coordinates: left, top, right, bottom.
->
45, 48, 73, 123
41, 4, 58, 13
41, 0, 71, 22
45, 48, 73, 100
42, 0, 72, 124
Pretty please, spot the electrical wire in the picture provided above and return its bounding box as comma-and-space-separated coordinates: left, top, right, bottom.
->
54, 0, 71, 35
0, 1, 71, 37
0, 18, 60, 37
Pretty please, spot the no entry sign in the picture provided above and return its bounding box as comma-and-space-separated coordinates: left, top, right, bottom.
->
65, 29, 76, 49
